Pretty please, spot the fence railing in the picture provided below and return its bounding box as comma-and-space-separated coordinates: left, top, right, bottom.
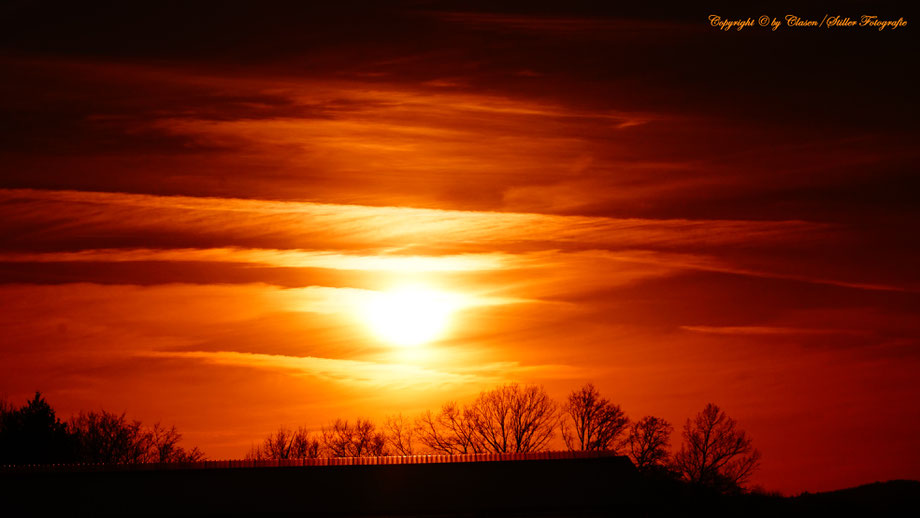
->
0, 449, 623, 473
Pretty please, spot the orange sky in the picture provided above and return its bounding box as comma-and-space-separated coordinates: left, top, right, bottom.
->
0, 1, 917, 494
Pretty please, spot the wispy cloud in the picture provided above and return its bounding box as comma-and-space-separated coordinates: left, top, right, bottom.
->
142, 350, 494, 389
600, 250, 911, 293
680, 326, 869, 336
0, 188, 826, 253
4, 188, 903, 294
0, 248, 508, 272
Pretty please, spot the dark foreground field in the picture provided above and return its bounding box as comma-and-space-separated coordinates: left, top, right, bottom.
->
1, 456, 917, 516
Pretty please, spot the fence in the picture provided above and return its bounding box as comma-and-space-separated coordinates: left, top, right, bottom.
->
0, 449, 623, 473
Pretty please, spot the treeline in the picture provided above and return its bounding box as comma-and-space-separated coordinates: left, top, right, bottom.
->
0, 392, 204, 465
2, 384, 761, 494
250, 382, 761, 494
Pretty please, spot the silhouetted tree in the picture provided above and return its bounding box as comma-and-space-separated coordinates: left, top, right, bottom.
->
70, 410, 204, 464
70, 410, 149, 463
626, 415, 672, 471
0, 392, 77, 465
384, 414, 419, 455
560, 383, 629, 452
468, 383, 557, 453
321, 418, 387, 457
147, 423, 206, 463
416, 402, 482, 454
0, 394, 202, 466
673, 403, 761, 492
247, 426, 320, 460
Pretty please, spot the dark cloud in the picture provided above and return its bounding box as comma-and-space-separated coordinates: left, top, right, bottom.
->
0, 261, 377, 289
1, 2, 915, 227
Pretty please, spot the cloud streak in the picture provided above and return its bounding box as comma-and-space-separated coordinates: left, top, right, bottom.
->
680, 326, 869, 336
142, 350, 498, 389
3, 188, 907, 295
0, 188, 826, 253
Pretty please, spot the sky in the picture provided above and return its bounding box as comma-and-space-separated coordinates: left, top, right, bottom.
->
0, 1, 917, 493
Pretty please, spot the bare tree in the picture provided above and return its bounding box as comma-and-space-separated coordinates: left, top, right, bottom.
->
246, 426, 320, 460
147, 423, 205, 463
416, 402, 482, 455
626, 416, 672, 471
70, 410, 148, 464
147, 423, 181, 463
468, 383, 557, 453
321, 418, 387, 457
384, 414, 419, 455
560, 383, 629, 452
172, 445, 206, 462
673, 403, 761, 492
70, 410, 204, 464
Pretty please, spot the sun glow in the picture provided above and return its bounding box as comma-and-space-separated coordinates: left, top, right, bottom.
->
363, 285, 459, 347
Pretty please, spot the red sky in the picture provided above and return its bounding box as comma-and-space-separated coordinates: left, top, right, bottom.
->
0, 1, 917, 493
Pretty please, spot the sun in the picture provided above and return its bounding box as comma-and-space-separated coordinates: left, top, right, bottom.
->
363, 285, 457, 347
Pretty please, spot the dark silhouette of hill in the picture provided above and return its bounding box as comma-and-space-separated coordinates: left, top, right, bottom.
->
2, 455, 639, 516
2, 456, 916, 516
790, 480, 920, 516
637, 477, 920, 517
